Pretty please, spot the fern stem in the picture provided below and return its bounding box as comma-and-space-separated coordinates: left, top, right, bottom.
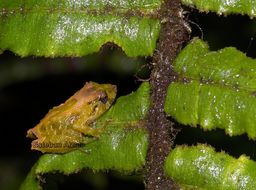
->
145, 0, 189, 189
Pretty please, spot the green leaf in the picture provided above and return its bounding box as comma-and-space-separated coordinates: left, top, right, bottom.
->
20, 82, 150, 190
165, 38, 256, 139
165, 144, 256, 190
181, 0, 256, 17
0, 0, 162, 57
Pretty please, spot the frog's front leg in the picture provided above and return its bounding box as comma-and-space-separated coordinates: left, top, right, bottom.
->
72, 109, 103, 137
73, 123, 102, 137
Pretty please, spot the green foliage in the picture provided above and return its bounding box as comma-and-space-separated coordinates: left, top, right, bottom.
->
165, 144, 256, 190
182, 0, 256, 17
0, 0, 162, 57
20, 82, 150, 190
165, 38, 256, 139
20, 38, 256, 188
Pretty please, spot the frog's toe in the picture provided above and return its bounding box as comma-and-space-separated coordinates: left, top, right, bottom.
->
27, 128, 37, 139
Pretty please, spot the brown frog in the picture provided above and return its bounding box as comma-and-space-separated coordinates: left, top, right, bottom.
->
27, 82, 117, 153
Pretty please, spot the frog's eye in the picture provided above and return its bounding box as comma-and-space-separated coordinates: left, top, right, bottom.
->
99, 92, 108, 104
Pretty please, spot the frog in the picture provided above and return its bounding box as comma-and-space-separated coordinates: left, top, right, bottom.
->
27, 82, 117, 153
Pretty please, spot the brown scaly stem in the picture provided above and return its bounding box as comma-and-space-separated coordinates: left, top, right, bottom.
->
144, 0, 189, 189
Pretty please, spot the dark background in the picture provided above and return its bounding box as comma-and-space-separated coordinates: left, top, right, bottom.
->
1, 9, 256, 190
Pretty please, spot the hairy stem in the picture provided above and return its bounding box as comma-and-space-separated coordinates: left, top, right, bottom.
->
145, 0, 189, 189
